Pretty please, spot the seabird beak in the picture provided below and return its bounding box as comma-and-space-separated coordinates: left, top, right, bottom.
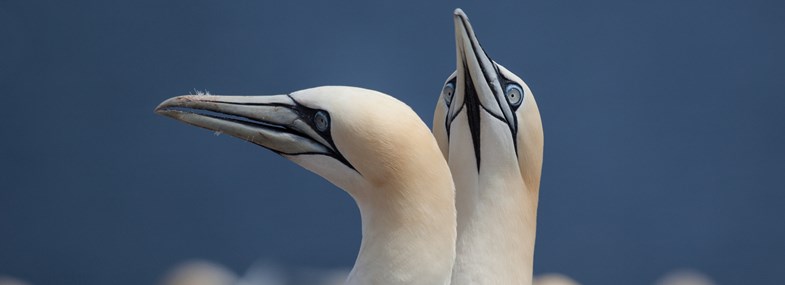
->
154, 94, 334, 157
453, 8, 505, 113
452, 8, 508, 170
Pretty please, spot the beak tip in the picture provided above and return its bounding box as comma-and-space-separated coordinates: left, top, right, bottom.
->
153, 104, 165, 114
453, 8, 466, 19
154, 99, 172, 114
154, 96, 189, 115
153, 106, 174, 117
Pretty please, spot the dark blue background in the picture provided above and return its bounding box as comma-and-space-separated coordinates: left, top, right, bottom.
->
1, 1, 783, 284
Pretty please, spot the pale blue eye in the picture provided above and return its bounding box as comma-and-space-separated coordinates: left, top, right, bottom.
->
505, 84, 523, 106
442, 82, 455, 105
314, 111, 329, 131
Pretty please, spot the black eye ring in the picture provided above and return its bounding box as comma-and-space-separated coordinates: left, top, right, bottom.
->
504, 84, 524, 107
442, 82, 455, 106
314, 111, 329, 132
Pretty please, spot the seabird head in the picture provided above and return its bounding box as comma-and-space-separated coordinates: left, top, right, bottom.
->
433, 9, 544, 284
433, 8, 543, 189
156, 86, 457, 284
156, 86, 450, 200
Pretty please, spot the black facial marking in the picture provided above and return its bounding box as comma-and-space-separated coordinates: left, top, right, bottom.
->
199, 97, 358, 173
285, 95, 357, 172
463, 63, 483, 172
499, 71, 521, 154
444, 76, 458, 136
447, 15, 526, 168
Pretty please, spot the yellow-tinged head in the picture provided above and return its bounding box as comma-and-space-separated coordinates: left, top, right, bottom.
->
433, 8, 543, 191
156, 86, 456, 284
156, 86, 451, 202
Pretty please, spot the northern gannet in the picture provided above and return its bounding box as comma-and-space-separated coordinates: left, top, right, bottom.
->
432, 9, 544, 285
156, 86, 457, 285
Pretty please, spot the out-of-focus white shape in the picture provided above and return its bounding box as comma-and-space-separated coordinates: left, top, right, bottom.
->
655, 269, 716, 285
296, 268, 351, 285
238, 260, 350, 285
0, 276, 31, 285
160, 260, 238, 285
533, 273, 581, 285
237, 261, 286, 285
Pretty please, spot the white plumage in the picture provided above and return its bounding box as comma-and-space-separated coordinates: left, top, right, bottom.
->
433, 9, 544, 285
157, 86, 456, 285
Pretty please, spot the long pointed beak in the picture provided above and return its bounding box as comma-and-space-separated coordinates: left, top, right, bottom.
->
452, 8, 509, 170
453, 8, 505, 115
154, 94, 332, 156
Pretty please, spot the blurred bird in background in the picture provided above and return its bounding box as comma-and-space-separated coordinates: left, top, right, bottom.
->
158, 260, 237, 285
0, 277, 31, 285
532, 274, 581, 285
154, 261, 717, 285
655, 270, 717, 285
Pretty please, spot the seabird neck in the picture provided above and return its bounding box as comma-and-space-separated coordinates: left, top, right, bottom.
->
451, 155, 539, 285
346, 160, 456, 285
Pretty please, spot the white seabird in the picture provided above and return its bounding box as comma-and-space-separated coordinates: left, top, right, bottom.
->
156, 86, 457, 285
433, 9, 544, 285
